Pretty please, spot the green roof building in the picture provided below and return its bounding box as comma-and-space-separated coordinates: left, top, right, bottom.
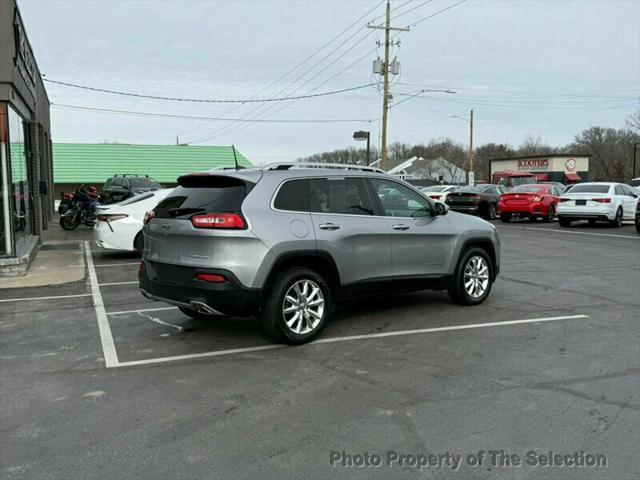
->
52, 143, 252, 195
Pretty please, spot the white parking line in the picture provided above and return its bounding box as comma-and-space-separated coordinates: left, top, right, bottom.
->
111, 314, 589, 368
99, 281, 138, 287
84, 241, 119, 367
107, 306, 178, 316
0, 293, 91, 303
94, 262, 140, 268
498, 225, 639, 239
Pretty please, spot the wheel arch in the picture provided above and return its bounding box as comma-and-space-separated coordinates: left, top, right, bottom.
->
459, 238, 498, 280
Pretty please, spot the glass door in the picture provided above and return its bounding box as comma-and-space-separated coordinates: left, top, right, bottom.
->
8, 105, 32, 253
0, 104, 11, 255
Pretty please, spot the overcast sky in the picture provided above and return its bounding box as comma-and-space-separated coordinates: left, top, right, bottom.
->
19, 0, 640, 164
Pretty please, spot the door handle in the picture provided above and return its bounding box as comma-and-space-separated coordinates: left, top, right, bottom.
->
392, 224, 409, 230
319, 223, 340, 231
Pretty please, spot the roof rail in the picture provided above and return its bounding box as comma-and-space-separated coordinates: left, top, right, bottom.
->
264, 162, 385, 174
114, 174, 149, 177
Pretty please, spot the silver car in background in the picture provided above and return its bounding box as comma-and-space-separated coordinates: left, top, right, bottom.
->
139, 163, 501, 344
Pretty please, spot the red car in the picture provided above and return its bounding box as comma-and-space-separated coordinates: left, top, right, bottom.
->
498, 184, 561, 223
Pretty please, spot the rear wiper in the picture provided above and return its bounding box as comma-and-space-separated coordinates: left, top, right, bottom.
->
167, 207, 207, 218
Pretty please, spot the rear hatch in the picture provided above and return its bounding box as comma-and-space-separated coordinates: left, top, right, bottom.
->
143, 172, 262, 269
500, 192, 539, 206
446, 191, 481, 205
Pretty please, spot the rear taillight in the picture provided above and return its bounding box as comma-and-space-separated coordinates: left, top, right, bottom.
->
195, 273, 226, 283
191, 213, 245, 229
533, 196, 543, 202
139, 261, 145, 272
431, 195, 441, 200
558, 198, 570, 202
592, 198, 611, 203
143, 210, 155, 225
97, 213, 128, 222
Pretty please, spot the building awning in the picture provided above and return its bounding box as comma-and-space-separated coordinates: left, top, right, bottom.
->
564, 173, 582, 183
534, 173, 550, 181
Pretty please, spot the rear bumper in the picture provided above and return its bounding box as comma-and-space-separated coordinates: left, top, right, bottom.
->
139, 260, 260, 316
499, 203, 547, 216
448, 204, 482, 215
557, 205, 615, 220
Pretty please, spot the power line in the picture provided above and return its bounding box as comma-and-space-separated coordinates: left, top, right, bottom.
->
406, 0, 468, 27
391, 0, 434, 21
51, 103, 375, 123
176, 0, 386, 140
42, 78, 374, 103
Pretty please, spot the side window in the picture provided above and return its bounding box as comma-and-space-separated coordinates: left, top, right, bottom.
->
309, 178, 373, 216
274, 179, 309, 212
370, 179, 432, 218
623, 185, 636, 196
111, 177, 122, 187
104, 177, 113, 188
614, 185, 624, 196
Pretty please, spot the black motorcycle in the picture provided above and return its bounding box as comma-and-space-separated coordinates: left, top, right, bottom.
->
59, 188, 99, 230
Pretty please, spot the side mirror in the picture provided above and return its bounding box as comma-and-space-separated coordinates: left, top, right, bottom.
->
435, 202, 448, 216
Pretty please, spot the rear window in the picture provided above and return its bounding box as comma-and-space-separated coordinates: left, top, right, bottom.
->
511, 185, 544, 193
129, 177, 161, 189
119, 192, 156, 206
422, 186, 447, 192
154, 176, 251, 218
568, 184, 610, 194
511, 176, 535, 187
454, 186, 482, 193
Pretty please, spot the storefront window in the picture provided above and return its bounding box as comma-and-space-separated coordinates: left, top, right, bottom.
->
8, 106, 33, 253
0, 104, 10, 255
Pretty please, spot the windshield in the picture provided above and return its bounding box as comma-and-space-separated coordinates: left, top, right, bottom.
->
567, 184, 610, 194
631, 179, 640, 187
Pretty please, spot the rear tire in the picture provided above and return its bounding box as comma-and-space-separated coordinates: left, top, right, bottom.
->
261, 267, 332, 345
448, 247, 494, 306
610, 208, 623, 227
543, 206, 555, 223
486, 204, 498, 220
559, 218, 572, 227
59, 213, 80, 230
134, 232, 144, 256
500, 213, 511, 223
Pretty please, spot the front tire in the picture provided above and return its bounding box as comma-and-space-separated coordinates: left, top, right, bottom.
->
448, 248, 493, 306
261, 267, 332, 344
59, 212, 80, 230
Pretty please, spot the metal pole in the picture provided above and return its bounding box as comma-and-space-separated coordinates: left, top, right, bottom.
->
633, 142, 639, 179
366, 132, 370, 166
380, 0, 391, 171
469, 109, 474, 185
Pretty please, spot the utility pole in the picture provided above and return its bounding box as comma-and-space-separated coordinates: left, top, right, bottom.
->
368, 1, 409, 171
469, 109, 474, 185
633, 142, 639, 179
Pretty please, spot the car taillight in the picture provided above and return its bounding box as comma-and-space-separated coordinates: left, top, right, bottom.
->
533, 196, 543, 202
195, 273, 226, 283
97, 214, 128, 222
558, 198, 570, 202
431, 195, 441, 200
592, 198, 611, 203
143, 210, 155, 225
191, 213, 245, 229
139, 261, 145, 272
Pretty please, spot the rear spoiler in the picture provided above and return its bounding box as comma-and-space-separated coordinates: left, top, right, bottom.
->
177, 174, 249, 188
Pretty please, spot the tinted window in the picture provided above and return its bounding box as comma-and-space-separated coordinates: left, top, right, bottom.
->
422, 185, 447, 192
129, 177, 161, 189
370, 179, 432, 218
310, 178, 373, 215
111, 178, 123, 187
569, 184, 610, 194
274, 179, 309, 212
154, 179, 249, 218
456, 186, 483, 193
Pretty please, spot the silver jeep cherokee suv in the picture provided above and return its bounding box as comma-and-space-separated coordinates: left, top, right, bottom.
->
139, 163, 500, 344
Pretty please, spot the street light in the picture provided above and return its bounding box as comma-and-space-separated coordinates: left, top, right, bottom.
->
633, 142, 639, 179
353, 130, 371, 166
450, 110, 474, 185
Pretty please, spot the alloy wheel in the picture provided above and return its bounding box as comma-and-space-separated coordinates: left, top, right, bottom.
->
282, 279, 324, 334
463, 256, 490, 299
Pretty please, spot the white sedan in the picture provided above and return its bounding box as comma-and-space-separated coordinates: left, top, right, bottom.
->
419, 185, 459, 203
95, 189, 172, 254
556, 182, 639, 227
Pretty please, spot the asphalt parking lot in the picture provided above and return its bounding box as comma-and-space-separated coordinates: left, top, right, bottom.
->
1, 220, 639, 479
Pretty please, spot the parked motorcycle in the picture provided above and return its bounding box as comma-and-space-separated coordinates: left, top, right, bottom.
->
59, 186, 100, 230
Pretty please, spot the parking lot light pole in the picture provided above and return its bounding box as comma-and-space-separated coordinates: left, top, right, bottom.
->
450, 110, 474, 185
353, 130, 371, 166
633, 142, 639, 179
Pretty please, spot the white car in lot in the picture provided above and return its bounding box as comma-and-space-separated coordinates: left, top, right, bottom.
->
95, 189, 172, 253
419, 185, 459, 203
556, 182, 639, 227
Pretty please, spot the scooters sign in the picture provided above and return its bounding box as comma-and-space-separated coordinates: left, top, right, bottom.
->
565, 158, 577, 172
517, 159, 549, 171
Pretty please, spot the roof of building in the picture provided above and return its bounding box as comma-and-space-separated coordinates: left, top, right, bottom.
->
490, 153, 591, 162
52, 143, 252, 183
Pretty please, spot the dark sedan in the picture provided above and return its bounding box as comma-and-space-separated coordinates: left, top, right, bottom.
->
445, 184, 506, 220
